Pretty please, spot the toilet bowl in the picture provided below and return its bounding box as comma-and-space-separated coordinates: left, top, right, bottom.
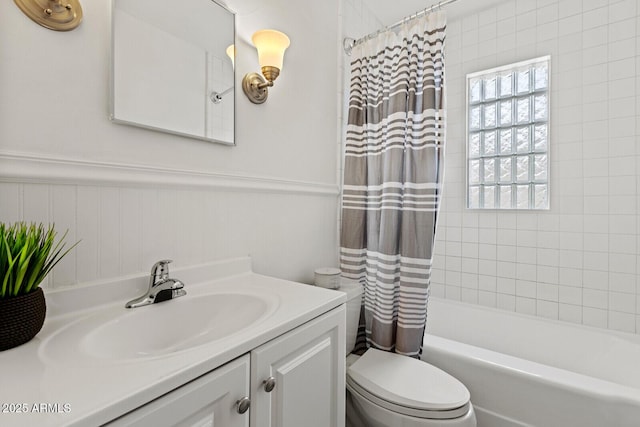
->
340, 280, 476, 427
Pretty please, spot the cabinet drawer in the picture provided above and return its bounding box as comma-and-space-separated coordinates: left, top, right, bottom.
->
106, 355, 250, 427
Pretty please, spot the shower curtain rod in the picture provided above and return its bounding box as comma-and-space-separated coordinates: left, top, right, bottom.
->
343, 0, 458, 55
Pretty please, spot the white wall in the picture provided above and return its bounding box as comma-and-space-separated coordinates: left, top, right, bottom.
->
0, 0, 341, 287
433, 0, 640, 334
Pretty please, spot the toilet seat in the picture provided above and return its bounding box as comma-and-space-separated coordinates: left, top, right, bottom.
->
347, 348, 471, 420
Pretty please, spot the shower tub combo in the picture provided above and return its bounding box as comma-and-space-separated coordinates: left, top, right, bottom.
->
422, 298, 640, 427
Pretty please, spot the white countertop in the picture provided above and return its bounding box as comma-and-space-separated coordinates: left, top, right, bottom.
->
0, 257, 345, 427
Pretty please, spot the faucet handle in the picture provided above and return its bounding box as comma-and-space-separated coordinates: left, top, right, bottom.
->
151, 259, 173, 279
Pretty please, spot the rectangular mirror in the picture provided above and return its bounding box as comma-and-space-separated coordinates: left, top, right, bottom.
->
110, 0, 235, 145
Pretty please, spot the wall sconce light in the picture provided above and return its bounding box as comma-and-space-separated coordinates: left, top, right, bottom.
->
242, 29, 290, 104
14, 0, 83, 31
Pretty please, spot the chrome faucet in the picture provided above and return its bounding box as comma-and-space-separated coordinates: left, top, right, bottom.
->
125, 260, 186, 308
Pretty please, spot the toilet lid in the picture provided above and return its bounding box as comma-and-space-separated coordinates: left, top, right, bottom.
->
347, 348, 470, 412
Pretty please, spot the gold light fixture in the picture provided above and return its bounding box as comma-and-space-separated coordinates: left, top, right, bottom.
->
14, 0, 83, 31
242, 29, 290, 104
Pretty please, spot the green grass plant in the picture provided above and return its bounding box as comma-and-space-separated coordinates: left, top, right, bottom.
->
0, 223, 79, 298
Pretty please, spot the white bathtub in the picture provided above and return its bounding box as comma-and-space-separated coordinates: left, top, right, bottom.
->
422, 297, 640, 427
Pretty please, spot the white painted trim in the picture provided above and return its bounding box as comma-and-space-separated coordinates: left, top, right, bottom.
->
0, 151, 340, 196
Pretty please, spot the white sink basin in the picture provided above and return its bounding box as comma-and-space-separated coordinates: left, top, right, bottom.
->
41, 292, 277, 362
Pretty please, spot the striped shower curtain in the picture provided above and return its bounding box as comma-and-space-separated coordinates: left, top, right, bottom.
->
340, 11, 446, 358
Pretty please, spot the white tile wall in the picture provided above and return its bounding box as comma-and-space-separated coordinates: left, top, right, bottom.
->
432, 0, 640, 334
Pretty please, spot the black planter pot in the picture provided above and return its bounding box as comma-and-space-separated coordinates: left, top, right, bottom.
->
0, 287, 46, 351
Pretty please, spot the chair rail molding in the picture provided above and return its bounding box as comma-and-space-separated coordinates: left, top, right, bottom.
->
0, 151, 339, 196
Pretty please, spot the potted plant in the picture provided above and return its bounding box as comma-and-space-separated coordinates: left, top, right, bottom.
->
0, 223, 78, 351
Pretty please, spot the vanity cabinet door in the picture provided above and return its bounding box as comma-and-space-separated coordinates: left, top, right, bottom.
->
250, 306, 345, 427
106, 355, 250, 427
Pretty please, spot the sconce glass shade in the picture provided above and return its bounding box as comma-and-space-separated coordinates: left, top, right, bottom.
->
242, 29, 290, 104
252, 29, 290, 71
226, 44, 235, 69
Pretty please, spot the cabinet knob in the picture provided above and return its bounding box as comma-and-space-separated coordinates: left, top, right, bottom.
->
263, 376, 276, 393
236, 397, 250, 414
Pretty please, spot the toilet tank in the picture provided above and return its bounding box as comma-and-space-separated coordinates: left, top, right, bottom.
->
340, 279, 362, 356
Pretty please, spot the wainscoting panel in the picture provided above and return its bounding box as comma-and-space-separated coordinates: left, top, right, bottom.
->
0, 158, 340, 290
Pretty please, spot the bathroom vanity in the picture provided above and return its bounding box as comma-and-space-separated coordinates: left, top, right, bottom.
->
107, 308, 344, 427
0, 257, 346, 427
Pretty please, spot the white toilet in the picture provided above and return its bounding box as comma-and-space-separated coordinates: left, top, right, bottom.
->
340, 280, 477, 427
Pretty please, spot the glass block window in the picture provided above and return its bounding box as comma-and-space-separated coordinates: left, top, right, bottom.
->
466, 56, 550, 210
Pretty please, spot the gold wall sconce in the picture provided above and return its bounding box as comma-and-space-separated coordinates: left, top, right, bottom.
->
242, 29, 290, 104
14, 0, 83, 31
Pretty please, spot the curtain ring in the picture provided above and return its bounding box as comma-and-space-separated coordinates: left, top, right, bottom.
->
343, 37, 355, 56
